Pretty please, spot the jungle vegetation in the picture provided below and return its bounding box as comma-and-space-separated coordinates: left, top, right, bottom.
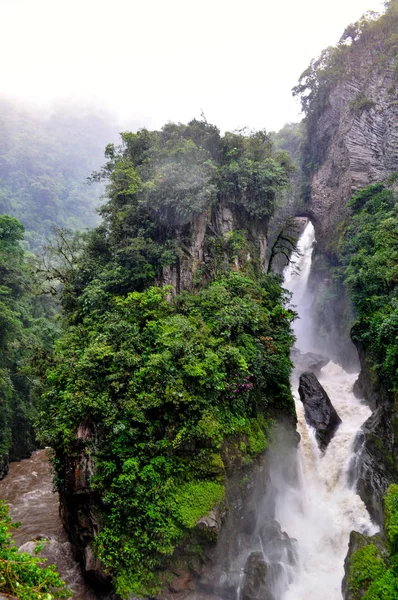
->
36, 119, 296, 596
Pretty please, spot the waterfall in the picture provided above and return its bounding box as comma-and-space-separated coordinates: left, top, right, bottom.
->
276, 221, 377, 600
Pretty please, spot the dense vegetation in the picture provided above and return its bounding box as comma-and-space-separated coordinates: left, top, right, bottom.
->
0, 98, 118, 251
347, 485, 398, 599
340, 179, 398, 391
0, 215, 58, 469
0, 501, 71, 599
37, 119, 296, 596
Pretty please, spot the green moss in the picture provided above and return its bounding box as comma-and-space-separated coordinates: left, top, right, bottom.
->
247, 425, 267, 455
348, 544, 387, 599
172, 481, 225, 529
347, 486, 398, 600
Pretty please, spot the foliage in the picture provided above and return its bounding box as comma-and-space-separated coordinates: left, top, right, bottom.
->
340, 181, 398, 391
0, 214, 59, 463
53, 120, 293, 321
38, 272, 294, 595
0, 501, 71, 599
348, 543, 387, 599
0, 98, 118, 251
347, 486, 398, 599
349, 93, 376, 114
36, 118, 297, 597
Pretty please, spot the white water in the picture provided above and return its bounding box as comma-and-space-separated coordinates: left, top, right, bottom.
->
277, 222, 377, 600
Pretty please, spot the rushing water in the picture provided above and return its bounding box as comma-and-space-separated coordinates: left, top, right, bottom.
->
278, 221, 377, 599
0, 449, 96, 599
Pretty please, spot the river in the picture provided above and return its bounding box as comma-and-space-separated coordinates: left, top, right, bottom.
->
0, 449, 96, 599
278, 221, 377, 599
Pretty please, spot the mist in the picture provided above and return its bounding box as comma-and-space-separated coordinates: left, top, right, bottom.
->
1, 0, 385, 134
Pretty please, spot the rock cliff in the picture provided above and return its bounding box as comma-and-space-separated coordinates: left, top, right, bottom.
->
160, 202, 268, 294
298, 7, 398, 595
302, 24, 398, 257
309, 63, 398, 256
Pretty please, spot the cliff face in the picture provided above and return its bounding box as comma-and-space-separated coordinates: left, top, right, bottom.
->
307, 57, 398, 256
302, 8, 398, 569
160, 203, 268, 294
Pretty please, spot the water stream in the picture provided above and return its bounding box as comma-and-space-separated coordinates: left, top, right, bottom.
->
0, 449, 96, 599
278, 221, 377, 599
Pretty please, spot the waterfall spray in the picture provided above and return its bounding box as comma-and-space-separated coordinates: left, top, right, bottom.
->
275, 221, 377, 600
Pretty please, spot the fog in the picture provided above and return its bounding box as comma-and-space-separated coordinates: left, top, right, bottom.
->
1, 0, 385, 132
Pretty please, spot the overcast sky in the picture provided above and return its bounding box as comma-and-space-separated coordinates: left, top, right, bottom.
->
1, 0, 386, 132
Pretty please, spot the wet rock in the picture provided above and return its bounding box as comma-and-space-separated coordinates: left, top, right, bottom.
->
298, 372, 342, 451
169, 571, 191, 593
197, 509, 221, 535
241, 552, 273, 600
352, 404, 398, 525
259, 519, 282, 544
57, 418, 114, 593
0, 453, 9, 480
342, 531, 387, 600
259, 520, 298, 567
291, 348, 329, 376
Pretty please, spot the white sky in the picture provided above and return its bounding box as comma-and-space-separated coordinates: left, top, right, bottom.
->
0, 0, 386, 132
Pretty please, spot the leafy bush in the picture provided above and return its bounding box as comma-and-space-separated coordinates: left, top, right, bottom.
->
0, 501, 70, 599
340, 181, 398, 391
38, 272, 294, 595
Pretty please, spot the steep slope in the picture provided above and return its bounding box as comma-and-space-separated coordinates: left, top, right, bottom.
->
294, 1, 398, 257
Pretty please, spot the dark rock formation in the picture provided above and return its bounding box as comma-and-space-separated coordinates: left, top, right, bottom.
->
259, 519, 298, 568
298, 372, 342, 451
342, 531, 387, 600
351, 403, 398, 526
57, 419, 114, 595
348, 339, 398, 525
0, 454, 9, 480
291, 347, 329, 376
241, 552, 272, 600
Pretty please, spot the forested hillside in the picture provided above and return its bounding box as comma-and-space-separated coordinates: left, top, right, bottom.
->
0, 98, 119, 250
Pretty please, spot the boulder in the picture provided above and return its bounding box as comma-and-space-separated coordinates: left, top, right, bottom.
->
259, 519, 298, 569
291, 348, 329, 376
241, 552, 273, 600
298, 372, 342, 451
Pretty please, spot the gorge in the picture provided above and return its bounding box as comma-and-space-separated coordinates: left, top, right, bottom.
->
1, 3, 398, 600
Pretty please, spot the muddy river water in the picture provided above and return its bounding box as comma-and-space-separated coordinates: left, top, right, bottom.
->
0, 449, 96, 599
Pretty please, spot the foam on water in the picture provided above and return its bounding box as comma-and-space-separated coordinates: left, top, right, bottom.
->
277, 222, 377, 600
